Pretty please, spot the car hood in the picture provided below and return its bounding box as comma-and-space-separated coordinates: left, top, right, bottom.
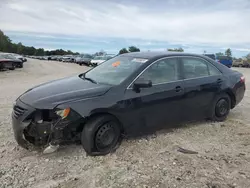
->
19, 75, 111, 109
77, 57, 91, 61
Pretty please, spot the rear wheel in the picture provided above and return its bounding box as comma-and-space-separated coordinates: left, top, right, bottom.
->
81, 115, 121, 156
210, 93, 231, 121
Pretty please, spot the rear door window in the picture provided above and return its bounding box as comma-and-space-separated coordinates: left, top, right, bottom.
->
181, 57, 221, 79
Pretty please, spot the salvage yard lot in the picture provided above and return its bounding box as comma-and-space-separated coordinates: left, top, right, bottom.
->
1, 59, 250, 188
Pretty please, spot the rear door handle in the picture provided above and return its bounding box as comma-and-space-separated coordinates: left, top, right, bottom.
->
175, 86, 183, 93
217, 79, 222, 84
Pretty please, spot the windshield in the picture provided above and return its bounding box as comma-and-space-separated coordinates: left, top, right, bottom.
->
84, 54, 92, 58
0, 54, 15, 59
84, 56, 147, 85
93, 56, 104, 60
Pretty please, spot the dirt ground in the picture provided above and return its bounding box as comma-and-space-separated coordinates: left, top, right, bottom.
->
1, 59, 250, 188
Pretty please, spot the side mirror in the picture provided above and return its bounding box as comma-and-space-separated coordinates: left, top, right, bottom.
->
133, 78, 152, 92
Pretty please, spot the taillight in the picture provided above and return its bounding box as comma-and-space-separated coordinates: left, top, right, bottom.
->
240, 76, 245, 83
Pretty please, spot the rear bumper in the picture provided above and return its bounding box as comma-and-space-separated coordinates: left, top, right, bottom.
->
235, 84, 245, 106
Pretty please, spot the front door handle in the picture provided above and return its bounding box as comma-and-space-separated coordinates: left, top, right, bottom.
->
175, 86, 183, 93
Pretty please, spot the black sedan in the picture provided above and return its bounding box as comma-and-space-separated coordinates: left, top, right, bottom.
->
2, 54, 23, 68
12, 52, 245, 155
0, 54, 17, 70
75, 54, 93, 66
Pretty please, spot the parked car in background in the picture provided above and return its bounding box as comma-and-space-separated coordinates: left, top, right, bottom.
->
75, 54, 93, 66
0, 53, 16, 70
90, 55, 113, 66
57, 56, 63, 61
204, 54, 233, 68
12, 52, 245, 155
50, 56, 56, 61
12, 54, 27, 62
2, 53, 23, 68
233, 59, 244, 67
233, 58, 250, 67
217, 56, 233, 68
50, 56, 60, 61
61, 56, 74, 63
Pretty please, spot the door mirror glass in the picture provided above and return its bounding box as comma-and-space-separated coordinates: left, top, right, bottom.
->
133, 78, 152, 91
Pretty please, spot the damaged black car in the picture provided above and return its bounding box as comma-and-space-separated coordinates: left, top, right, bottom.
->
12, 52, 245, 155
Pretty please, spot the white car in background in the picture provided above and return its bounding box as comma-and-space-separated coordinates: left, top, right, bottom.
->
90, 56, 113, 66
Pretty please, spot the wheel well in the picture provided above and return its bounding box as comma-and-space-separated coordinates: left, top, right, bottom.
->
77, 112, 124, 134
225, 90, 236, 109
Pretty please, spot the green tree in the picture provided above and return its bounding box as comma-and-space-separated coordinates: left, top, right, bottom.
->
225, 48, 232, 57
246, 53, 250, 60
119, 48, 129, 54
0, 30, 12, 52
215, 52, 224, 56
17, 42, 24, 54
167, 47, 184, 52
128, 46, 140, 52
35, 48, 45, 56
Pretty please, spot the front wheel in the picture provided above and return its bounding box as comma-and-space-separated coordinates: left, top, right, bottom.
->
81, 115, 121, 156
210, 93, 231, 121
9, 63, 15, 70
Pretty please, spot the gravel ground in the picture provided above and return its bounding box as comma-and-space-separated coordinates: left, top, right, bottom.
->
1, 59, 250, 188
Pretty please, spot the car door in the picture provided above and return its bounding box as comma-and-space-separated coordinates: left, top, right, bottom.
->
122, 57, 185, 133
180, 56, 223, 120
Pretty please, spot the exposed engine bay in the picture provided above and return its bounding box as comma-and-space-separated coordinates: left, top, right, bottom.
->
22, 108, 83, 147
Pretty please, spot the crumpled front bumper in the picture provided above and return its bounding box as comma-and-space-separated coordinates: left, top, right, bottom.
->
12, 117, 31, 149
12, 99, 83, 149
11, 99, 35, 149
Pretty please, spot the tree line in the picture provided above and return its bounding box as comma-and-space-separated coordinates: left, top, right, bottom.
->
2, 30, 245, 58
0, 30, 79, 56
215, 48, 232, 57
118, 46, 184, 54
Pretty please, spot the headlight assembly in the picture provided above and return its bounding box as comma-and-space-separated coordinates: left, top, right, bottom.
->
55, 108, 71, 119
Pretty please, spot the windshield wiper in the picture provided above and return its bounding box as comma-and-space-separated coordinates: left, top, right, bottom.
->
84, 76, 97, 84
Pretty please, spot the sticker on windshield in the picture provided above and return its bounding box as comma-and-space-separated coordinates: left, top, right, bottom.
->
132, 58, 148, 63
112, 61, 120, 67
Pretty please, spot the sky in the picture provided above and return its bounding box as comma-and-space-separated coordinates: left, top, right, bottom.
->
0, 0, 250, 57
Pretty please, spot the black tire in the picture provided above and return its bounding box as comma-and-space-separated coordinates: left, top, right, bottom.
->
210, 93, 231, 122
81, 115, 121, 156
20, 63, 23, 68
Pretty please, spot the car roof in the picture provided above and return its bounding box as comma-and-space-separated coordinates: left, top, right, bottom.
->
121, 51, 206, 59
